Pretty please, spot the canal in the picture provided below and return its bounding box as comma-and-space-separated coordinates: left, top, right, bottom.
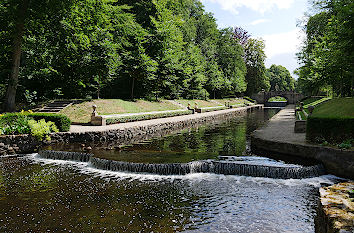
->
0, 108, 339, 232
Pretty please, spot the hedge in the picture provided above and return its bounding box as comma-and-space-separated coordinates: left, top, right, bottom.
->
243, 96, 255, 103
26, 113, 71, 132
201, 106, 227, 113
106, 110, 193, 125
306, 116, 354, 143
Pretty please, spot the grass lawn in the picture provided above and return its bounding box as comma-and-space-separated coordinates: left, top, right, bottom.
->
60, 99, 182, 123
60, 98, 253, 123
311, 98, 354, 118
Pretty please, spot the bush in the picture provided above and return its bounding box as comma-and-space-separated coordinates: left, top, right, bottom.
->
28, 119, 59, 140
26, 113, 71, 132
244, 96, 255, 103
201, 106, 227, 112
0, 113, 31, 135
106, 110, 192, 125
306, 116, 354, 143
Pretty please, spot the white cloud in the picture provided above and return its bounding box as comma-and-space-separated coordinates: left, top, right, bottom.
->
249, 18, 270, 26
262, 29, 304, 59
202, 0, 294, 14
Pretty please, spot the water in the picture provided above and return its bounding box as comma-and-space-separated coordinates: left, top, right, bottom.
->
0, 109, 342, 232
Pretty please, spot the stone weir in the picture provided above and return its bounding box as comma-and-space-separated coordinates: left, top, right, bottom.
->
38, 150, 326, 179
0, 105, 262, 156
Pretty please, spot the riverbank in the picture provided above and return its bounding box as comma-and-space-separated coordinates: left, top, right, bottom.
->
250, 105, 354, 179
0, 105, 262, 155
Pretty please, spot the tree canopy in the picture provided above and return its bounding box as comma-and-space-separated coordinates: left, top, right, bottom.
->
296, 0, 353, 97
1, 0, 274, 111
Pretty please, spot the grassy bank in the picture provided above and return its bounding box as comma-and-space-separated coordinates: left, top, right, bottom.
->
60, 98, 252, 123
311, 98, 354, 118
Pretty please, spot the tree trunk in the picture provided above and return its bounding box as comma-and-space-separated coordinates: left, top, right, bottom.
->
131, 76, 135, 100
3, 0, 29, 112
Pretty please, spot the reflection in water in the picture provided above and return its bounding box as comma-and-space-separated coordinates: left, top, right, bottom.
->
0, 109, 341, 232
49, 109, 279, 164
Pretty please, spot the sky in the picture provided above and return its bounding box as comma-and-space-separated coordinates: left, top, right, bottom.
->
201, 0, 309, 77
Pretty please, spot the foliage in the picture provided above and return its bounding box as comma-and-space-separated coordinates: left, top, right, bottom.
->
28, 119, 58, 140
0, 0, 274, 107
306, 116, 354, 143
244, 38, 269, 95
0, 111, 60, 138
0, 113, 31, 135
296, 0, 354, 97
26, 113, 71, 132
266, 65, 295, 91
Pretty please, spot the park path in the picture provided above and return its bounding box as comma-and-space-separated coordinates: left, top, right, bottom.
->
70, 105, 261, 133
252, 105, 306, 144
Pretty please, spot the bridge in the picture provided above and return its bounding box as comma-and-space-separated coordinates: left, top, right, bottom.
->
251, 91, 304, 104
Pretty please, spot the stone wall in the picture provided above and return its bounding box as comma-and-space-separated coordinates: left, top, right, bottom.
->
315, 182, 354, 233
0, 105, 262, 156
251, 136, 354, 180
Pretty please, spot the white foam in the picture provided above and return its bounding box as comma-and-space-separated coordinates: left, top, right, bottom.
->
26, 153, 343, 186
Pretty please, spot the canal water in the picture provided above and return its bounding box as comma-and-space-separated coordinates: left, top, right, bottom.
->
0, 109, 340, 232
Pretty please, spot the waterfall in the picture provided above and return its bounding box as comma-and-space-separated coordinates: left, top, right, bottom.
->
38, 150, 325, 179
39, 150, 92, 162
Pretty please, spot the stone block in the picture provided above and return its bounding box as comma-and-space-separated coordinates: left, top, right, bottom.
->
91, 116, 106, 126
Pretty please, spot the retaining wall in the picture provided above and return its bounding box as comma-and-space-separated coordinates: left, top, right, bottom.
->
0, 105, 262, 155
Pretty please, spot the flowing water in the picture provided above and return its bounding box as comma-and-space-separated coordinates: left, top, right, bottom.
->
0, 109, 342, 232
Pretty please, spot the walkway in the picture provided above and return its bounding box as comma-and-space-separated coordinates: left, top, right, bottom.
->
252, 105, 306, 144
251, 105, 354, 179
70, 105, 261, 133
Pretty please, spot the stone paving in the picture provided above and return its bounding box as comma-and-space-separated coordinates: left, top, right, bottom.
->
252, 105, 306, 144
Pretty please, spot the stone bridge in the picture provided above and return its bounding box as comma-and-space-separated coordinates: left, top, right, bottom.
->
251, 91, 304, 104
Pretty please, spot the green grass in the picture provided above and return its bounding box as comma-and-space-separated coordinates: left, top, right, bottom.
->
60, 99, 182, 123
311, 98, 354, 118
303, 97, 331, 109
268, 96, 287, 102
59, 98, 253, 123
301, 97, 323, 106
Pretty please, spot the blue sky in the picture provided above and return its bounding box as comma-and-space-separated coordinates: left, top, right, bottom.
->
201, 0, 309, 76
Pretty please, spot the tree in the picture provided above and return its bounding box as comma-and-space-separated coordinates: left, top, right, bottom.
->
266, 65, 295, 91
244, 38, 269, 95
296, 0, 354, 96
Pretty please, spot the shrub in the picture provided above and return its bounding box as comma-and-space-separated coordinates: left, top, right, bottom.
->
28, 119, 59, 140
306, 116, 354, 143
26, 113, 71, 132
0, 113, 31, 135
244, 96, 255, 103
201, 106, 227, 112
106, 110, 192, 125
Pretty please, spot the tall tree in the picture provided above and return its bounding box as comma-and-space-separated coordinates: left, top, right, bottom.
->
266, 65, 295, 91
244, 38, 269, 95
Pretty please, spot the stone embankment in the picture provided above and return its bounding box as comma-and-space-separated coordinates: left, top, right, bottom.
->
315, 182, 354, 233
0, 105, 262, 156
251, 105, 354, 180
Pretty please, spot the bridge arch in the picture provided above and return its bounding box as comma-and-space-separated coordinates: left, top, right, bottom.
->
251, 91, 304, 104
